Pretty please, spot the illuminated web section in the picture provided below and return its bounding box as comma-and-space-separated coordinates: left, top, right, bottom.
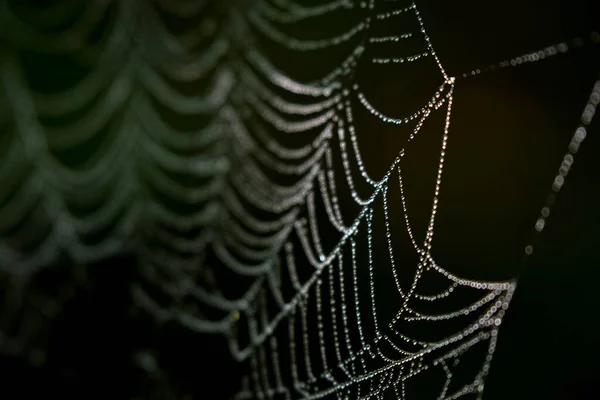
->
208, 2, 513, 398
125, 1, 596, 399
0, 0, 599, 398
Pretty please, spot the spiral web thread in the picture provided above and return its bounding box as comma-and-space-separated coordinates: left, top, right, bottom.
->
0, 0, 599, 397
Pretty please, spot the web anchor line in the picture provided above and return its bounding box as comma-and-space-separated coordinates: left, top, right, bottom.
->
457, 31, 600, 80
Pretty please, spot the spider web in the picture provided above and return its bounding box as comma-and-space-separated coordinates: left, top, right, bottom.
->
0, 0, 599, 398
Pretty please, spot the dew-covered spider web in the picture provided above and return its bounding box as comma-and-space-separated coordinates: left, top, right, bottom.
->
0, 0, 599, 398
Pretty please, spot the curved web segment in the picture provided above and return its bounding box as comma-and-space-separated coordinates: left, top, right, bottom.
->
0, 0, 598, 398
